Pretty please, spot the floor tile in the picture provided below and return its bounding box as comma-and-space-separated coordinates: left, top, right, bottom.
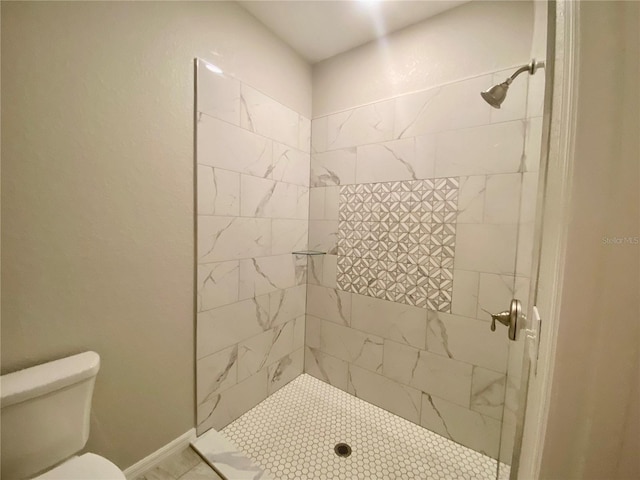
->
221, 374, 510, 479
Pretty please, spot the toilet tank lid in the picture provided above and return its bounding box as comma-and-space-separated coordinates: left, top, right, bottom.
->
1, 351, 100, 408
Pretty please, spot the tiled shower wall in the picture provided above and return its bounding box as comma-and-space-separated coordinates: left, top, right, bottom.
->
305, 69, 543, 460
195, 60, 310, 434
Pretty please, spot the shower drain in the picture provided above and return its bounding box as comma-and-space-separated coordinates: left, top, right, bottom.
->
334, 443, 352, 458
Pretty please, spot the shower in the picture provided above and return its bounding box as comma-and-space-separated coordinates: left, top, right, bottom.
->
481, 59, 545, 108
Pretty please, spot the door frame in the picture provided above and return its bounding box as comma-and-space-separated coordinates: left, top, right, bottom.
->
516, 0, 580, 477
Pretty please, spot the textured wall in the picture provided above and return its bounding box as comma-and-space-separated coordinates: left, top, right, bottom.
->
1, 1, 310, 469
195, 60, 310, 434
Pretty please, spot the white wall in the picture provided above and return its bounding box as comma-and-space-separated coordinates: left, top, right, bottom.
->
1, 0, 310, 469
312, 0, 533, 117
538, 1, 639, 478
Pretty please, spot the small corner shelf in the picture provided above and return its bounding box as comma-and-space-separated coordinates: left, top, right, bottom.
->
292, 250, 326, 256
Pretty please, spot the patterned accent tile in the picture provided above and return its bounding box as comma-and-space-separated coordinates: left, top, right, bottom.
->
337, 179, 459, 312
221, 374, 507, 480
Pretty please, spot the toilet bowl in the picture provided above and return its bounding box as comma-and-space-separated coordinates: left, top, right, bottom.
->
0, 352, 126, 480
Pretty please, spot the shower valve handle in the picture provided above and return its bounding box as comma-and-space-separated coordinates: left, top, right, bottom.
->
489, 299, 522, 341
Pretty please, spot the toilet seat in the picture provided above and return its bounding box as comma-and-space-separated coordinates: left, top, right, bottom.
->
35, 453, 125, 480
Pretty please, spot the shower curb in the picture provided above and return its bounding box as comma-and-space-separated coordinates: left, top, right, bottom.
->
191, 428, 272, 480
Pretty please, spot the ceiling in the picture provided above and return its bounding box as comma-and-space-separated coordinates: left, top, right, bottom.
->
239, 1, 469, 64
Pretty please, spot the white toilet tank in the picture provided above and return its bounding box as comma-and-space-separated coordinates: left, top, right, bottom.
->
1, 351, 101, 479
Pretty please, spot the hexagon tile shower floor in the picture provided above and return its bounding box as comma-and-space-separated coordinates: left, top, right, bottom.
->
221, 374, 509, 479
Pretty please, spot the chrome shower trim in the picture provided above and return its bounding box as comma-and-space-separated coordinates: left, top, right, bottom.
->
480, 58, 546, 109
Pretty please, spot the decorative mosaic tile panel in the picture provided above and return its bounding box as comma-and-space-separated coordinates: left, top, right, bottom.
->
221, 374, 506, 480
337, 178, 458, 311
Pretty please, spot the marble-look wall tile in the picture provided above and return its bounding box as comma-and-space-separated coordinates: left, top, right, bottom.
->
502, 370, 522, 427
196, 69, 312, 438
293, 254, 308, 286
309, 187, 340, 221
240, 176, 304, 219
323, 187, 340, 221
293, 316, 305, 350
306, 284, 351, 327
271, 219, 307, 255
239, 175, 273, 218
347, 364, 422, 424
197, 61, 241, 125
268, 348, 304, 395
197, 295, 270, 359
272, 142, 310, 187
307, 255, 323, 285
311, 116, 328, 154
435, 120, 525, 177
350, 294, 427, 350
310, 149, 357, 187
197, 369, 268, 433
198, 115, 272, 178
305, 315, 322, 349
322, 255, 338, 288
271, 107, 301, 151
456, 176, 486, 224
198, 216, 271, 263
320, 320, 384, 374
197, 166, 240, 217
305, 346, 348, 391
527, 73, 545, 119
454, 223, 517, 275
524, 117, 543, 172
382, 340, 472, 407
356, 138, 421, 184
520, 172, 539, 224
415, 134, 437, 179
450, 269, 479, 318
296, 186, 310, 220
269, 285, 306, 327
470, 367, 506, 420
309, 188, 325, 220
326, 100, 395, 150
239, 255, 297, 299
426, 311, 509, 373
237, 320, 295, 381
477, 273, 516, 322
516, 221, 535, 277
308, 220, 338, 254
240, 84, 299, 148
420, 393, 501, 459
484, 173, 522, 224
299, 116, 311, 153
197, 345, 239, 405
197, 261, 239, 312
500, 418, 517, 466
514, 276, 531, 314
394, 76, 492, 139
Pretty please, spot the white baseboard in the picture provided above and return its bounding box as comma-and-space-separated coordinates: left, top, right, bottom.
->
123, 428, 196, 479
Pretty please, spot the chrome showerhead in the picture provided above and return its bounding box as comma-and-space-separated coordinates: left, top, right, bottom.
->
481, 80, 511, 109
481, 59, 545, 109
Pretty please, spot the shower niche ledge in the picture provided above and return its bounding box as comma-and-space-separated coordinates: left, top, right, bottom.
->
291, 250, 326, 256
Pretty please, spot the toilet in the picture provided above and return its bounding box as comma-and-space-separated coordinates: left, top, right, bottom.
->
1, 351, 126, 479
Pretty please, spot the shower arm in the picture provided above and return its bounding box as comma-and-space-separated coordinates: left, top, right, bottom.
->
503, 59, 545, 85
